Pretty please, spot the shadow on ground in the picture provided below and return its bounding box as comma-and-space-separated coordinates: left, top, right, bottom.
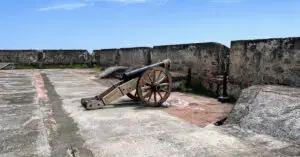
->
83, 99, 166, 111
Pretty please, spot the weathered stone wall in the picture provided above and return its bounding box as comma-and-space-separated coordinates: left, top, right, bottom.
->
0, 50, 39, 65
93, 49, 119, 68
228, 37, 300, 98
151, 43, 230, 94
1, 36, 299, 99
93, 47, 151, 69
41, 49, 90, 65
118, 47, 151, 68
0, 49, 91, 66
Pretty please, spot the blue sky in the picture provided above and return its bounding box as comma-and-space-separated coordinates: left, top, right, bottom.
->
0, 0, 299, 51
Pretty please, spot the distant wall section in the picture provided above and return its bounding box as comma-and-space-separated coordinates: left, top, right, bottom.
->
228, 37, 300, 97
0, 50, 39, 65
119, 47, 151, 68
42, 49, 91, 65
93, 49, 119, 68
0, 49, 91, 66
93, 47, 151, 69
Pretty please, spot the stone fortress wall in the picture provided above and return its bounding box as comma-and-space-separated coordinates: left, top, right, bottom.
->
1, 36, 299, 98
93, 47, 151, 69
0, 50, 40, 65
150, 43, 229, 95
0, 49, 91, 66
228, 37, 300, 97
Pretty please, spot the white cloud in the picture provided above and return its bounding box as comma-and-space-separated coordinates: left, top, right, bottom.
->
37, 0, 168, 11
37, 3, 91, 11
82, 0, 166, 5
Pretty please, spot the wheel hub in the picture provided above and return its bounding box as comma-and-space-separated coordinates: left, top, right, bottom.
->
150, 85, 159, 91
155, 85, 160, 91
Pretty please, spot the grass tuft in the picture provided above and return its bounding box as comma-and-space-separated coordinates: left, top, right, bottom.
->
15, 65, 36, 69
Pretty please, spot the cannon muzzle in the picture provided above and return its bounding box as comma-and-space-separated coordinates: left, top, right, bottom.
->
121, 59, 171, 81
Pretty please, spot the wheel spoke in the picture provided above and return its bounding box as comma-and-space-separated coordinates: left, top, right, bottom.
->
142, 78, 152, 85
156, 75, 166, 84
157, 91, 163, 100
141, 86, 151, 91
154, 91, 157, 103
159, 87, 168, 92
148, 92, 153, 101
156, 71, 162, 81
148, 74, 153, 83
143, 90, 151, 98
158, 83, 169, 87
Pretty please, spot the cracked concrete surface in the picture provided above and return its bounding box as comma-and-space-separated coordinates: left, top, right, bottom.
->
1, 69, 299, 157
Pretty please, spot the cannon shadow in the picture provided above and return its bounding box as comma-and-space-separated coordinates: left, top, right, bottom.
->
82, 99, 165, 111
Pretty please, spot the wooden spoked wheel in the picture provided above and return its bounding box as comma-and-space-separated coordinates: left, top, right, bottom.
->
137, 67, 172, 107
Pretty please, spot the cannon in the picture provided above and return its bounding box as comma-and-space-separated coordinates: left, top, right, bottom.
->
81, 59, 173, 110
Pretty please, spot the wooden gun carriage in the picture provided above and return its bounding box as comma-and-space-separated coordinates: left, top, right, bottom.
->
81, 59, 173, 110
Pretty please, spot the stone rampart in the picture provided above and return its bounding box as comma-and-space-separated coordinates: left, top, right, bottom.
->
1, 36, 299, 98
228, 37, 300, 97
151, 42, 230, 94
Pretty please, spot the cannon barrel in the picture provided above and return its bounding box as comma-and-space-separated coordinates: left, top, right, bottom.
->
121, 59, 171, 81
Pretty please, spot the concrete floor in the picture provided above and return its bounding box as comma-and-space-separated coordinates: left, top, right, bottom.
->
0, 69, 299, 157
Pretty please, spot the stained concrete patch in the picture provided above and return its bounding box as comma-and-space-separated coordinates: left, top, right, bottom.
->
163, 92, 233, 127
0, 92, 36, 104
41, 71, 94, 157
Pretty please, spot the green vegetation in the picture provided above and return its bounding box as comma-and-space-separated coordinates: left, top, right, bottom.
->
178, 80, 189, 93
14, 64, 105, 72
14, 64, 95, 69
92, 64, 104, 71
42, 64, 90, 69
15, 65, 37, 69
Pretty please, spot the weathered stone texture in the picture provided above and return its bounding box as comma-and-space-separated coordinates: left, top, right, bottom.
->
118, 47, 151, 68
0, 50, 39, 65
151, 43, 229, 93
93, 47, 151, 69
0, 49, 91, 66
93, 49, 119, 67
42, 49, 90, 65
2, 37, 299, 99
226, 85, 300, 142
229, 37, 300, 97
